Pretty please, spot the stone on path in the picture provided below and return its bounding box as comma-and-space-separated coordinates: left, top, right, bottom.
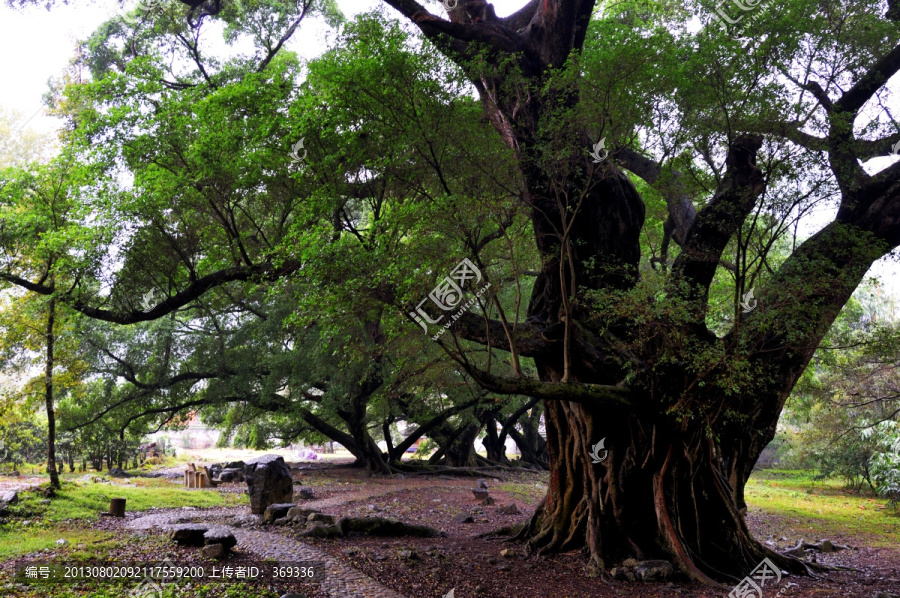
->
634, 560, 673, 581
170, 524, 209, 546
297, 488, 314, 499
201, 544, 225, 558
476, 479, 488, 489
264, 503, 297, 524
287, 506, 317, 521
452, 513, 474, 524
472, 488, 489, 501
498, 503, 519, 515
245, 455, 293, 515
480, 497, 495, 506
231, 514, 262, 528
308, 512, 336, 524
204, 527, 237, 550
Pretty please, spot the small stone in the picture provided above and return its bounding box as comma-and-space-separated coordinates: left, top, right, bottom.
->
498, 503, 519, 515
635, 559, 673, 581
201, 543, 225, 558
452, 513, 474, 524
481, 497, 495, 505
342, 548, 359, 556
374, 554, 387, 562
472, 488, 490, 501
55, 539, 67, 545
488, 557, 499, 565
280, 594, 305, 598
368, 504, 382, 512
39, 499, 51, 505
476, 478, 488, 489
287, 507, 317, 521
263, 503, 297, 524
398, 549, 418, 560
307, 513, 336, 524
298, 488, 314, 499
498, 564, 510, 571
500, 548, 515, 558
274, 517, 289, 526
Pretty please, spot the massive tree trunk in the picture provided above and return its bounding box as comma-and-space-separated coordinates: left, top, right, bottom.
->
384, 0, 900, 584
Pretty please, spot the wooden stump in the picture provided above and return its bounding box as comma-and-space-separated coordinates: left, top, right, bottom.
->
109, 498, 126, 517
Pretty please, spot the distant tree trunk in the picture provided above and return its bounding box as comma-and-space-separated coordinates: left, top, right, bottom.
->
482, 414, 506, 462
45, 296, 60, 490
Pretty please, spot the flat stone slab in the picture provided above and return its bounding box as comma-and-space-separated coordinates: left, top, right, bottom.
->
204, 527, 237, 550
170, 524, 209, 546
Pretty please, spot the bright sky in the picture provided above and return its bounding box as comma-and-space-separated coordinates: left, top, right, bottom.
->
1, 0, 898, 305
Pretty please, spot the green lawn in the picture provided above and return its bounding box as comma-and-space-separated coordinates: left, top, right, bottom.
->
0, 479, 246, 561
745, 469, 900, 547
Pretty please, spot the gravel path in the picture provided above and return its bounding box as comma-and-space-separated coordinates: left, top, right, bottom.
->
127, 509, 409, 598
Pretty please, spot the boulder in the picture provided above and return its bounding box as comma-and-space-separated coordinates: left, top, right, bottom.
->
107, 467, 130, 478
245, 454, 293, 514
634, 560, 673, 582
498, 503, 519, 515
472, 488, 490, 501
1, 491, 18, 504
224, 461, 246, 470
169, 524, 209, 546
263, 503, 297, 524
201, 544, 225, 559
204, 527, 237, 550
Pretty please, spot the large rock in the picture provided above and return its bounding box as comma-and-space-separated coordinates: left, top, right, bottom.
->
263, 503, 297, 524
107, 467, 130, 478
169, 524, 209, 546
245, 454, 293, 515
224, 461, 246, 470
1, 491, 18, 504
204, 527, 237, 550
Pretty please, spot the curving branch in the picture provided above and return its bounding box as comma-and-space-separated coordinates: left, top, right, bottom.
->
0, 259, 301, 325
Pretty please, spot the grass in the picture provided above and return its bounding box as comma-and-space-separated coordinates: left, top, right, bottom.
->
16, 480, 246, 523
745, 469, 900, 547
0, 479, 247, 562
